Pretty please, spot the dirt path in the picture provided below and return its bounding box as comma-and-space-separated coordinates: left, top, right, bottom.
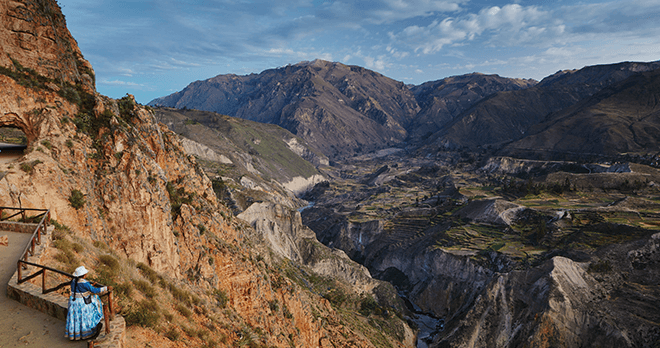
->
0, 231, 85, 348
0, 147, 23, 165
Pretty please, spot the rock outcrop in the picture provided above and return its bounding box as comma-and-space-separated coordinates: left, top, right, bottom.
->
239, 202, 400, 298
0, 2, 414, 347
0, 0, 94, 91
455, 199, 527, 226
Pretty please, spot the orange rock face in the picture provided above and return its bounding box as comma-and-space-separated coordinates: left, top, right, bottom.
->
0, 0, 94, 91
0, 1, 413, 347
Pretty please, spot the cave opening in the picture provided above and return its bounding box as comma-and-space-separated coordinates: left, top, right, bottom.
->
0, 126, 27, 164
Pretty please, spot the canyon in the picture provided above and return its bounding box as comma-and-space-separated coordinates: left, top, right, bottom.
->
1, 0, 660, 347
0, 1, 413, 347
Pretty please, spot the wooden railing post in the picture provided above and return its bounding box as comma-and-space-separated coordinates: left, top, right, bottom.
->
108, 291, 114, 320
30, 238, 35, 256
42, 269, 47, 294
37, 224, 41, 245
21, 209, 26, 221
17, 260, 22, 282
103, 304, 110, 334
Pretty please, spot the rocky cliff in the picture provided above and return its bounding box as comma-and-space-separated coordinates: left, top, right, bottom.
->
0, 1, 413, 347
433, 233, 660, 347
0, 0, 94, 91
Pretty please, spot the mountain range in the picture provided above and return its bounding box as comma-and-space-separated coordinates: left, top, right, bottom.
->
150, 59, 660, 161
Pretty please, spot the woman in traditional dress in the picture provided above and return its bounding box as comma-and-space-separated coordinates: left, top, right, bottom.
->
65, 265, 112, 340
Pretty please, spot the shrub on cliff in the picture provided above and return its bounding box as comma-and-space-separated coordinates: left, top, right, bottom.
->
19, 160, 42, 173
68, 189, 86, 209
125, 299, 160, 328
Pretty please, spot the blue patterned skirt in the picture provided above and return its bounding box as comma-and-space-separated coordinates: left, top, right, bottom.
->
65, 294, 104, 340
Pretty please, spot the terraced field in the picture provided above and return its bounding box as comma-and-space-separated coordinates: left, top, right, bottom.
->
304, 154, 660, 272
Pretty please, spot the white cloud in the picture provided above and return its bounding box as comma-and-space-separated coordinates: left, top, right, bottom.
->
391, 4, 556, 54
266, 47, 333, 62
99, 79, 143, 87
362, 55, 388, 70
390, 0, 660, 60
370, 0, 465, 23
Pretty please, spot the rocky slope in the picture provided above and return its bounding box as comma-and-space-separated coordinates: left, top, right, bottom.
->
0, 1, 413, 347
502, 68, 660, 159
150, 59, 421, 159
409, 73, 536, 140
430, 61, 660, 153
155, 107, 327, 211
433, 234, 660, 347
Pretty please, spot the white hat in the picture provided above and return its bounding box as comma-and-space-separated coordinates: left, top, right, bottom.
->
72, 266, 88, 277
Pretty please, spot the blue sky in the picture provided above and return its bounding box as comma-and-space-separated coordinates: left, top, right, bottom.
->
58, 0, 660, 104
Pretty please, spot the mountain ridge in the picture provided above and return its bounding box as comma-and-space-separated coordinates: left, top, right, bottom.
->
151, 59, 660, 161
151, 59, 421, 158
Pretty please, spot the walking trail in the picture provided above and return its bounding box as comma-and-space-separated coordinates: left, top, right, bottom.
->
0, 231, 85, 348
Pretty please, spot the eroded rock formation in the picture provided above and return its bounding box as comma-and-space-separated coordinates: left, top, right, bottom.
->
0, 1, 414, 346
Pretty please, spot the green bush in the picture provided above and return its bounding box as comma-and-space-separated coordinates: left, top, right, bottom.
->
68, 189, 86, 209
125, 299, 160, 328
164, 326, 180, 341
20, 160, 42, 173
54, 250, 77, 273
175, 303, 192, 318
359, 295, 378, 317
323, 288, 347, 307
133, 279, 157, 299
50, 220, 71, 233
136, 262, 161, 285
72, 243, 84, 253
283, 304, 293, 319
118, 95, 136, 121
181, 325, 197, 337
166, 181, 194, 217
53, 237, 72, 252
212, 288, 228, 308
41, 140, 52, 150
268, 299, 279, 312
168, 282, 192, 307
98, 254, 120, 272
114, 281, 133, 301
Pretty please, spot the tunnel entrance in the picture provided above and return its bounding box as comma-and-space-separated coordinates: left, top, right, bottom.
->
0, 127, 27, 164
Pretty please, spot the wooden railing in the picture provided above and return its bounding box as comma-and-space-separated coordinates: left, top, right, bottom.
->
0, 206, 51, 264
4, 206, 115, 334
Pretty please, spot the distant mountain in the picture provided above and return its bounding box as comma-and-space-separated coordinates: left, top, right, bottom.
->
502, 68, 660, 159
431, 61, 660, 151
151, 59, 660, 161
409, 73, 536, 140
150, 59, 420, 159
